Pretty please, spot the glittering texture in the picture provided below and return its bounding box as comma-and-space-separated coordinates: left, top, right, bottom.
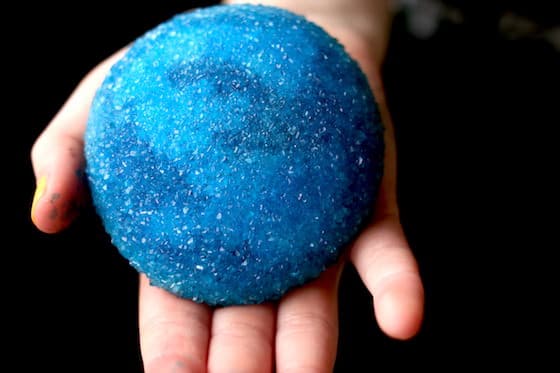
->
85, 4, 384, 305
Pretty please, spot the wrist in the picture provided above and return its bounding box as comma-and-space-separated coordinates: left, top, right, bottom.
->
222, 0, 391, 69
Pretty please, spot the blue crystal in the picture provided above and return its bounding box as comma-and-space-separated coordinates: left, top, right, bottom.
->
85, 4, 383, 305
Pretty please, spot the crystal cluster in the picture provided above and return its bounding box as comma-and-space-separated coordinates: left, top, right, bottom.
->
85, 4, 383, 305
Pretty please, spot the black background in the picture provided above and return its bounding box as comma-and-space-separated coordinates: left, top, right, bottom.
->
8, 1, 558, 371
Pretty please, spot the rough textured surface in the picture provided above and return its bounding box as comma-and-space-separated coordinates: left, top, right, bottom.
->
85, 4, 384, 305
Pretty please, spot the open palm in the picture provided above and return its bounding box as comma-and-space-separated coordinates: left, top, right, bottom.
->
31, 8, 423, 372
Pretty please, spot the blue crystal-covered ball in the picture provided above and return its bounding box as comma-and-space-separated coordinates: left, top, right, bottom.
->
85, 4, 384, 305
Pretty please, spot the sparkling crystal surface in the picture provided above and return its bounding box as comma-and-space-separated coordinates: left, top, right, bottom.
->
85, 4, 384, 305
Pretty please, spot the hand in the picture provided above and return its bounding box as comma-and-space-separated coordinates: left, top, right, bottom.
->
30, 8, 423, 373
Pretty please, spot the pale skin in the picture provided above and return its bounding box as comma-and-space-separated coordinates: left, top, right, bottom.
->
30, 0, 424, 371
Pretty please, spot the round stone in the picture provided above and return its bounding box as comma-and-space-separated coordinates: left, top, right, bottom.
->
85, 4, 384, 305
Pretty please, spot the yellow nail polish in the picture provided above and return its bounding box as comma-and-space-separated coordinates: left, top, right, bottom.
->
31, 176, 47, 223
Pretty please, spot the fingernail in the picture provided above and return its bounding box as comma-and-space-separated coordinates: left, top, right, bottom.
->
31, 176, 47, 223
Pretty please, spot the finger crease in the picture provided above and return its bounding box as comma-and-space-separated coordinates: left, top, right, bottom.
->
212, 319, 273, 342
278, 311, 337, 339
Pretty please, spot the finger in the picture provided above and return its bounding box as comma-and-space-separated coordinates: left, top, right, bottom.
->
350, 214, 424, 340
30, 142, 86, 233
208, 303, 276, 373
139, 275, 212, 373
30, 49, 126, 233
276, 264, 341, 373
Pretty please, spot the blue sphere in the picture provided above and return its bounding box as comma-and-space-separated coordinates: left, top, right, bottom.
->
85, 4, 383, 305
